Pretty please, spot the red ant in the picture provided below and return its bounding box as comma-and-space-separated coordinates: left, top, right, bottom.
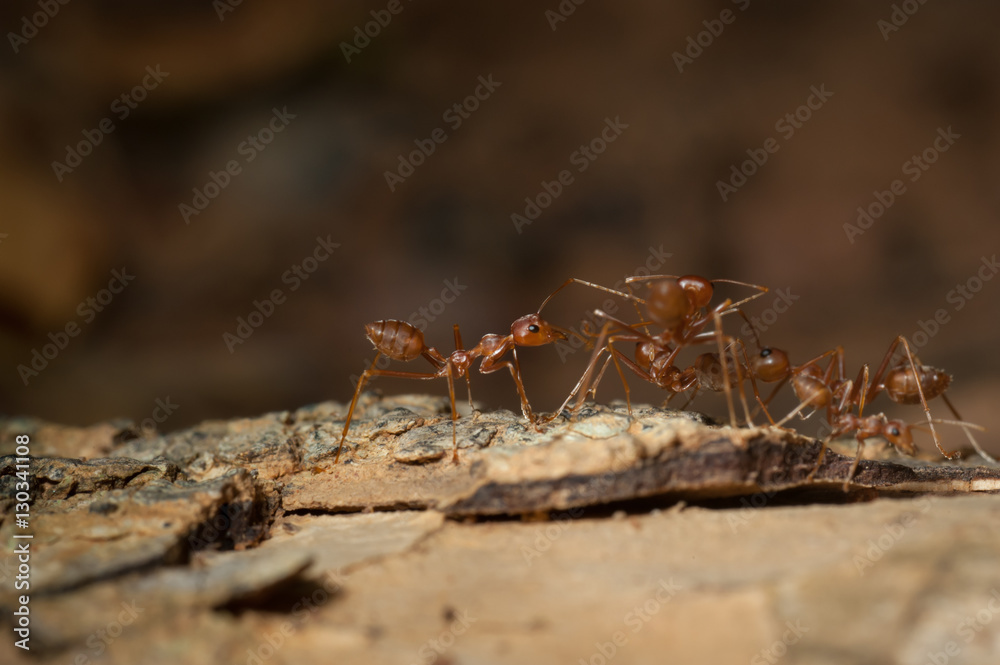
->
863, 336, 995, 464
334, 279, 600, 464
807, 362, 983, 489
552, 275, 770, 426
742, 330, 988, 487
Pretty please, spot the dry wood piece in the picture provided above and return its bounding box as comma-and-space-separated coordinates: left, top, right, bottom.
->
2, 394, 998, 663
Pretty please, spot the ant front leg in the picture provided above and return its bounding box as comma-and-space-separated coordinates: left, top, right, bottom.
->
478, 345, 540, 430
453, 324, 476, 415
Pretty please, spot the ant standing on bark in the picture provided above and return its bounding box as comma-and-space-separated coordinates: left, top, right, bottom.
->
741, 325, 988, 487
552, 275, 770, 426
334, 279, 608, 464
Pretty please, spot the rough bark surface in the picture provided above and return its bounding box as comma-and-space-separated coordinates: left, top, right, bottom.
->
2, 394, 999, 664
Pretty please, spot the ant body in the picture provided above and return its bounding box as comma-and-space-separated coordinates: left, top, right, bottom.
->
742, 329, 988, 487
335, 280, 602, 464
553, 275, 769, 425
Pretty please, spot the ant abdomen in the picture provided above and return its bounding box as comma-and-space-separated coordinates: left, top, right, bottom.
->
885, 365, 951, 404
677, 275, 713, 309
791, 373, 831, 409
365, 320, 426, 361
645, 280, 690, 331
694, 353, 739, 392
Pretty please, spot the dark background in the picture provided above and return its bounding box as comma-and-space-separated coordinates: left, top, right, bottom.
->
1, 1, 998, 454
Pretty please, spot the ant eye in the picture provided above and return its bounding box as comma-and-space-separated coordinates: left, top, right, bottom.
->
890, 427, 900, 436
528, 324, 540, 333
760, 348, 772, 357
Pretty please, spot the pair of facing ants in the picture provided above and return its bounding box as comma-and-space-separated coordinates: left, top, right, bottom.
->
335, 274, 992, 488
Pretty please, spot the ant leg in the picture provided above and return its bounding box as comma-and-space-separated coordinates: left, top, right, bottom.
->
623, 281, 649, 336
607, 345, 634, 417
444, 362, 459, 463
479, 348, 539, 429
806, 433, 834, 482
536, 277, 646, 313
586, 354, 614, 401
336, 353, 381, 463
735, 339, 773, 426
677, 386, 700, 411
941, 394, 996, 463
568, 320, 614, 416
856, 365, 870, 416
453, 324, 475, 414
898, 337, 958, 459
726, 338, 756, 426
843, 436, 867, 492
336, 361, 447, 463
549, 320, 612, 421
706, 278, 770, 310
712, 311, 737, 427
775, 398, 819, 428
864, 336, 902, 405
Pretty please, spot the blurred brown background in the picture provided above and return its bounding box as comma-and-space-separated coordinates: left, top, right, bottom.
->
1, 1, 998, 453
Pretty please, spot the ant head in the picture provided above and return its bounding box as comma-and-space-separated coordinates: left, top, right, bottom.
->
677, 275, 714, 310
645, 279, 691, 332
752, 347, 790, 383
883, 419, 915, 455
511, 313, 568, 347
